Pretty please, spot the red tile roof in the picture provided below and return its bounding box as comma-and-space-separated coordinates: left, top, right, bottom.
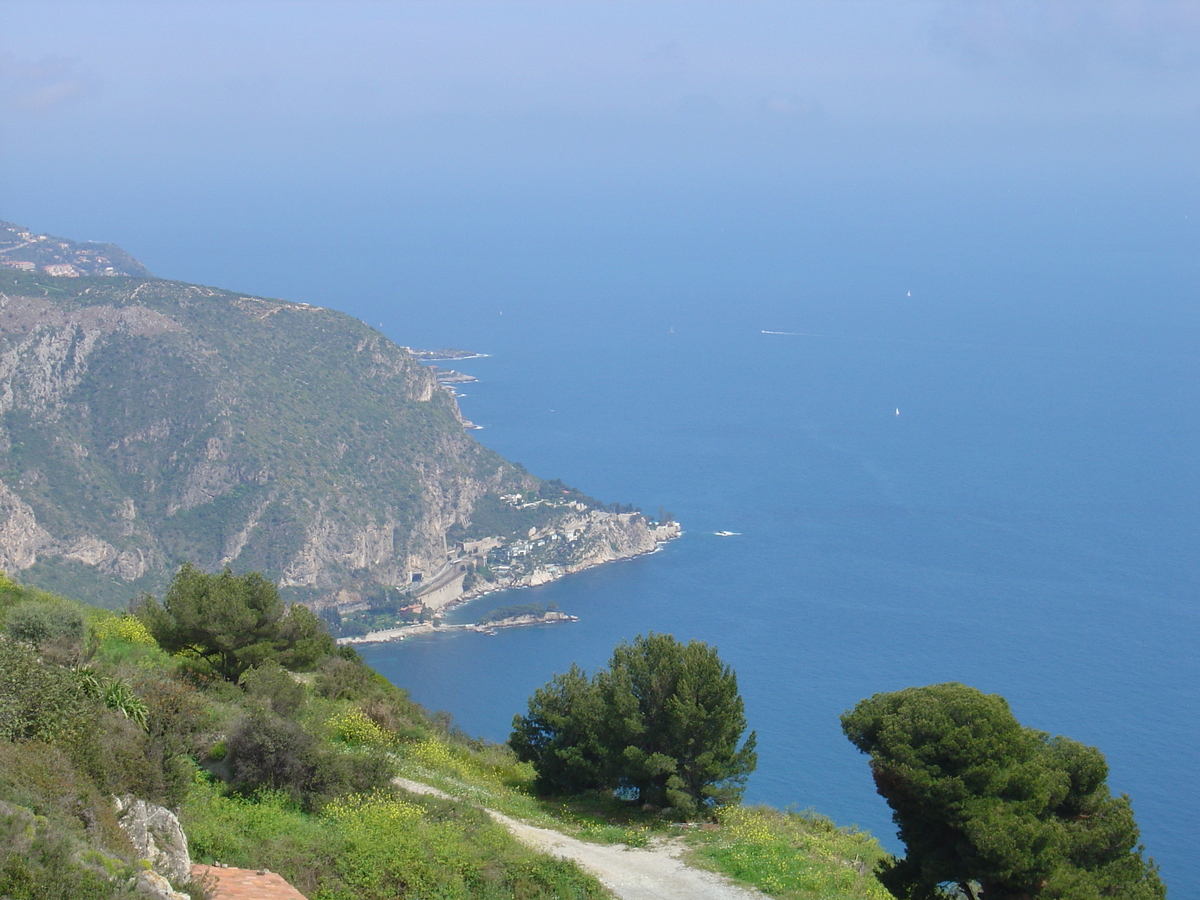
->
191, 864, 308, 900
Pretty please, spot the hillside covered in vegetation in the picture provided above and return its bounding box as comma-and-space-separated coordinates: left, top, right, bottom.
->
0, 569, 891, 900
0, 221, 674, 618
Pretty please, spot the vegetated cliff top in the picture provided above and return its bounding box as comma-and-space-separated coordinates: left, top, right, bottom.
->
0, 220, 150, 278
0, 222, 649, 610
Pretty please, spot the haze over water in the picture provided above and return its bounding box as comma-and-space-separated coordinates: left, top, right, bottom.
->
4, 2, 1198, 895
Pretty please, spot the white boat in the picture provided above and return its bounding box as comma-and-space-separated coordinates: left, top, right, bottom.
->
714, 530, 740, 536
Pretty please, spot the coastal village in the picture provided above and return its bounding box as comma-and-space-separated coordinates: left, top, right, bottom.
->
339, 490, 680, 643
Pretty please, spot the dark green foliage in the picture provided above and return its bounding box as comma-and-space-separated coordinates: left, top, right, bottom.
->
224, 709, 393, 810
0, 639, 98, 748
138, 564, 333, 681
240, 661, 307, 718
3, 598, 84, 648
128, 669, 212, 808
841, 683, 1165, 900
511, 664, 609, 796
511, 633, 757, 816
274, 602, 338, 669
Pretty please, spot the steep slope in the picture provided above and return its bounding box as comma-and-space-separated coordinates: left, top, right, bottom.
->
0, 224, 676, 612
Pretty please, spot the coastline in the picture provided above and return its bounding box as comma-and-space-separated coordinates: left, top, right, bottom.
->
338, 610, 580, 645
337, 524, 680, 645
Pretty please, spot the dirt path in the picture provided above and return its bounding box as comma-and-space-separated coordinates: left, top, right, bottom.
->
394, 778, 765, 900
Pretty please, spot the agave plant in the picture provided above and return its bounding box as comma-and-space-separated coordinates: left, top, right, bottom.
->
72, 669, 149, 731
102, 680, 149, 732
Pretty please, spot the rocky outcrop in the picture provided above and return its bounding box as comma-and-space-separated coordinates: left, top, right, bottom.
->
0, 481, 52, 571
132, 871, 190, 900
113, 795, 192, 887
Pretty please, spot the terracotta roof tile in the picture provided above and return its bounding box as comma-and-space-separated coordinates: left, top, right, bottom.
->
191, 864, 308, 900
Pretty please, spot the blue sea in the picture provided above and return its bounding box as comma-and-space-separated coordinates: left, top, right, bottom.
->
150, 185, 1199, 894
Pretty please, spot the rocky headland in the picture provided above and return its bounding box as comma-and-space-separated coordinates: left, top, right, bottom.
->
0, 220, 679, 619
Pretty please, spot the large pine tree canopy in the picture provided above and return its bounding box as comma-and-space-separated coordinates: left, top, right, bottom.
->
510, 633, 756, 816
841, 682, 1164, 900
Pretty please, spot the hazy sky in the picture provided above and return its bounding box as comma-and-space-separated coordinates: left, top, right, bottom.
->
2, 1, 1198, 314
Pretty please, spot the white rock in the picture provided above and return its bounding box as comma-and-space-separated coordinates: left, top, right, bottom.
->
133, 870, 190, 900
114, 795, 192, 886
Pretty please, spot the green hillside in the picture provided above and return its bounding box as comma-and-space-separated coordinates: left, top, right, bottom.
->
0, 242, 643, 613
0, 570, 889, 900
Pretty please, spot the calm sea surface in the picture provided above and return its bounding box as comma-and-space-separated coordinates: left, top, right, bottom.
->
357, 258, 1199, 895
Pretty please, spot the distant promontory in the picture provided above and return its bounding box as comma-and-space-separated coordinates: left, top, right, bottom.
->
0, 219, 678, 628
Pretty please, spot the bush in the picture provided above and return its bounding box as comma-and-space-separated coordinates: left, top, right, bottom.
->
239, 662, 306, 718
314, 655, 383, 701
224, 709, 393, 810
327, 708, 391, 747
128, 670, 212, 808
91, 615, 157, 647
4, 600, 86, 664
225, 710, 318, 801
0, 639, 99, 750
0, 801, 138, 900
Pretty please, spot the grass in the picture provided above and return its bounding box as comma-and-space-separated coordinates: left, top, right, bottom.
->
685, 805, 892, 900
183, 774, 606, 900
390, 732, 892, 899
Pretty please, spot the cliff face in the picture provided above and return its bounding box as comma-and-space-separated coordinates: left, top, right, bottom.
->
0, 225, 675, 609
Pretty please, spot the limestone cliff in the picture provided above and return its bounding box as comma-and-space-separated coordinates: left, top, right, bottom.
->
0, 221, 677, 610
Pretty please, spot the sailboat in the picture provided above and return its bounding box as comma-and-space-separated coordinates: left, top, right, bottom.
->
895, 408, 900, 416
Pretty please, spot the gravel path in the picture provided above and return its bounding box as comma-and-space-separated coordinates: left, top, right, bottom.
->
394, 778, 765, 900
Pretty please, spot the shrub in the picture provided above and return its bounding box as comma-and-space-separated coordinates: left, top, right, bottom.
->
0, 639, 99, 750
225, 710, 319, 802
239, 662, 306, 718
224, 709, 392, 810
91, 615, 156, 647
4, 600, 86, 664
129, 671, 212, 808
314, 655, 382, 701
327, 708, 390, 747
0, 740, 133, 859
0, 801, 137, 900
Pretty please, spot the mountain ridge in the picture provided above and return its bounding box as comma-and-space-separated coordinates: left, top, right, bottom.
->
0, 221, 677, 621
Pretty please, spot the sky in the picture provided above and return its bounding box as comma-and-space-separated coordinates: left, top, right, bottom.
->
4, 3, 1199, 271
